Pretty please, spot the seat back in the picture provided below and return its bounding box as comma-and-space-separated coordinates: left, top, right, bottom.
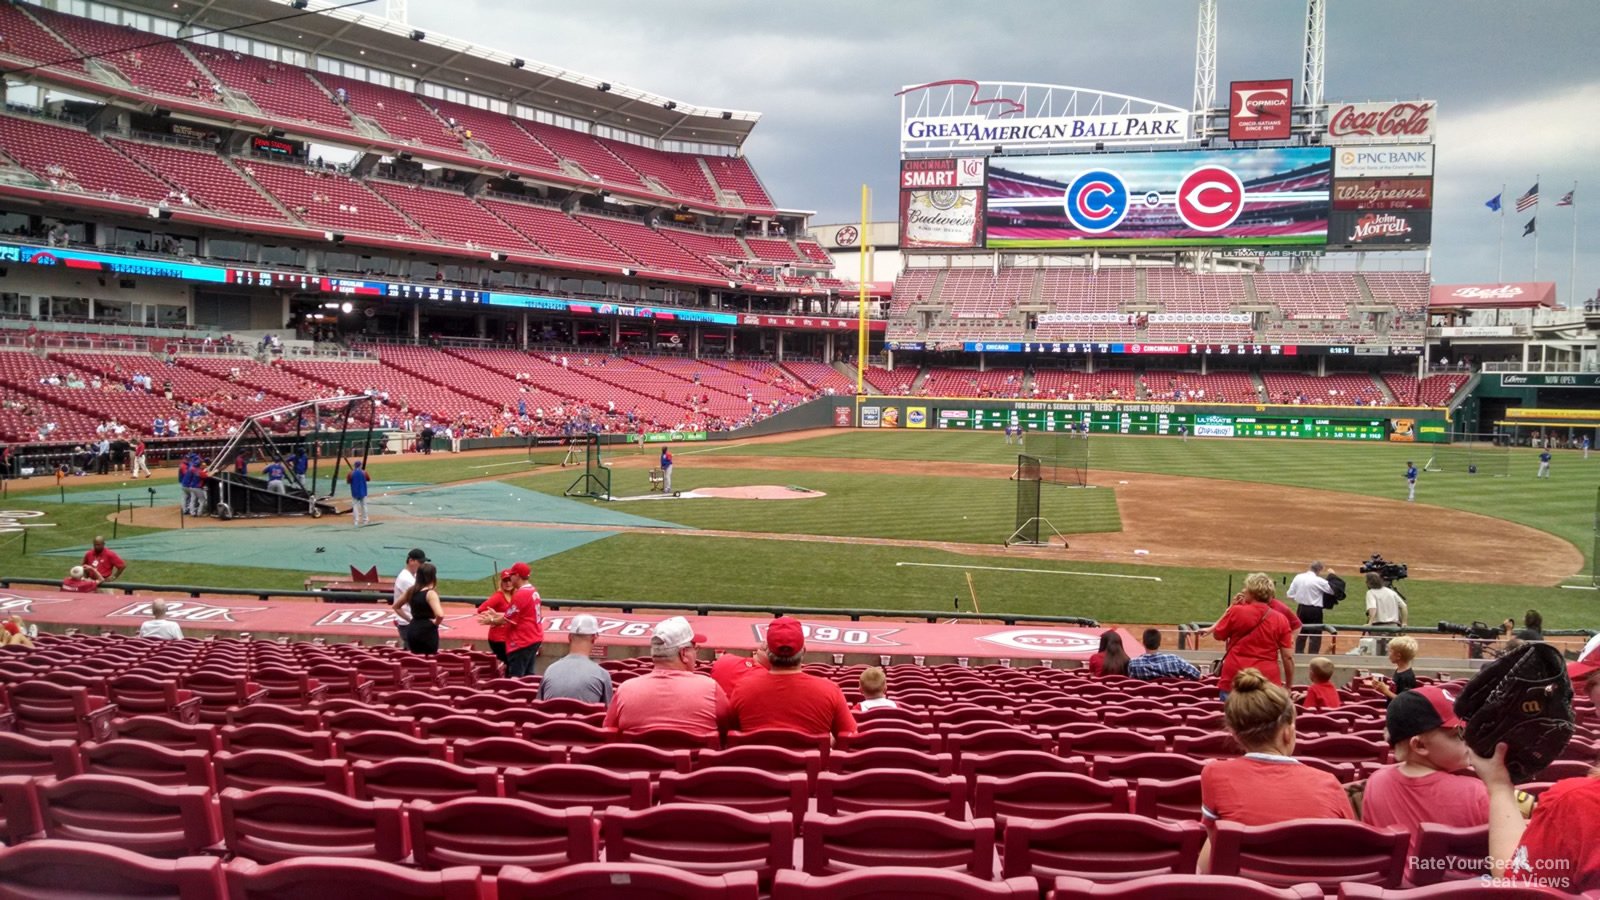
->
451, 737, 567, 769
112, 716, 220, 753
801, 810, 994, 878
222, 856, 486, 899
494, 862, 758, 900
828, 748, 954, 777
1050, 873, 1325, 899
407, 797, 598, 872
221, 724, 335, 759
1208, 819, 1408, 892
816, 769, 967, 819
420, 716, 516, 742
958, 749, 1087, 789
104, 675, 193, 720
601, 802, 794, 880
1091, 753, 1206, 781
1132, 775, 1203, 821
0, 837, 226, 899
324, 709, 419, 737
0, 774, 43, 844
1409, 823, 1491, 885
7, 682, 113, 742
569, 745, 692, 776
36, 774, 219, 858
658, 767, 808, 821
78, 739, 214, 789
219, 786, 407, 863
332, 731, 450, 764
0, 732, 81, 779
694, 747, 821, 785
503, 764, 651, 811
975, 772, 1129, 820
1000, 813, 1205, 881
352, 758, 500, 803
771, 868, 1039, 899
213, 749, 351, 795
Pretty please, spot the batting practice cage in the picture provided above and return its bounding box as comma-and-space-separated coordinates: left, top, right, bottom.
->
551, 433, 611, 500
1006, 454, 1069, 547
1022, 430, 1091, 487
1423, 433, 1510, 477
205, 395, 378, 519
528, 434, 589, 469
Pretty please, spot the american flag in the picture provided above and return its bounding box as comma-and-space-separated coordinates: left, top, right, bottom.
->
1556, 190, 1575, 207
1515, 183, 1539, 212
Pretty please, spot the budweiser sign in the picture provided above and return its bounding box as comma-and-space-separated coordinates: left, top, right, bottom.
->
1346, 213, 1412, 242
1326, 101, 1436, 144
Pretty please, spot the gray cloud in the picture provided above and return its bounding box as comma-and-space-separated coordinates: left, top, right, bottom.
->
417, 0, 1599, 298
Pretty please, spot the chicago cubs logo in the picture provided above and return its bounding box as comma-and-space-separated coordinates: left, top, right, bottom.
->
1064, 170, 1128, 234
1176, 166, 1244, 232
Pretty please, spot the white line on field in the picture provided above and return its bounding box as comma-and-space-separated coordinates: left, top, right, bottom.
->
469, 461, 534, 470
679, 443, 750, 456
895, 562, 1162, 582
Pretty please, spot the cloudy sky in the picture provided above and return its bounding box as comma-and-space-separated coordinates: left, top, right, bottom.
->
414, 0, 1597, 298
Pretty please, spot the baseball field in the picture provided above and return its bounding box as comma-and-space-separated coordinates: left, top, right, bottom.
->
2, 429, 1596, 633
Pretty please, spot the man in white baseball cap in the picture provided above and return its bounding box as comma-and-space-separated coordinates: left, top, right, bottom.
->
536, 614, 612, 705
603, 615, 728, 734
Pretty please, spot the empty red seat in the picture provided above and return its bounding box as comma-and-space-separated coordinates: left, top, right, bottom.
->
249, 667, 329, 706
694, 746, 821, 785
1058, 729, 1167, 756
5, 682, 117, 742
0, 838, 227, 899
225, 705, 323, 730
959, 749, 1088, 788
657, 767, 808, 820
494, 862, 758, 900
213, 749, 351, 794
104, 674, 202, 723
836, 728, 941, 753
407, 796, 598, 872
1334, 883, 1569, 899
569, 744, 692, 777
801, 810, 995, 877
352, 758, 500, 803
1408, 823, 1491, 885
420, 716, 516, 742
1049, 874, 1324, 899
945, 728, 1054, 759
1133, 775, 1203, 821
0, 775, 42, 845
1294, 735, 1391, 765
306, 665, 376, 703
1001, 813, 1205, 881
622, 727, 722, 752
976, 772, 1130, 820
451, 736, 567, 769
222, 856, 487, 899
0, 732, 81, 779
601, 802, 794, 882
113, 716, 220, 753
816, 769, 966, 819
221, 723, 335, 759
773, 867, 1040, 898
724, 729, 831, 756
220, 785, 407, 863
1170, 733, 1241, 758
35, 774, 219, 858
1207, 818, 1408, 892
1092, 753, 1207, 781
333, 731, 450, 764
503, 764, 651, 811
78, 739, 214, 789
179, 672, 267, 724
523, 720, 612, 748
827, 747, 954, 777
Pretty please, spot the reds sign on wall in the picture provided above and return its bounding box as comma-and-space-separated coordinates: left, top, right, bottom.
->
1326, 101, 1436, 144
1332, 178, 1433, 210
1228, 79, 1293, 141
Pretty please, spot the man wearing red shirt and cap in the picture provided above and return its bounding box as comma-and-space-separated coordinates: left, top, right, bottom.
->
605, 616, 729, 734
82, 536, 126, 583
729, 616, 855, 738
1471, 634, 1600, 892
490, 561, 542, 677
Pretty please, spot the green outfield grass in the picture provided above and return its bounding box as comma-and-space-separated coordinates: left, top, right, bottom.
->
1, 430, 1595, 630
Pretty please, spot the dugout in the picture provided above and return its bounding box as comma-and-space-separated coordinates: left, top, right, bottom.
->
1493, 407, 1600, 449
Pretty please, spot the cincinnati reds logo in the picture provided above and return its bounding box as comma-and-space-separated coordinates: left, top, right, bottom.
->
835, 226, 859, 246
1176, 166, 1245, 232
1064, 170, 1128, 234
977, 629, 1101, 655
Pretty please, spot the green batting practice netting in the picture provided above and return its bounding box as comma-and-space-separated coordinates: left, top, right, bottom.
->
528, 434, 589, 468
559, 433, 611, 500
1423, 433, 1510, 477
1022, 430, 1090, 487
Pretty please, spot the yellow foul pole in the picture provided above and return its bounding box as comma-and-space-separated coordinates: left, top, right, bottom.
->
856, 184, 870, 397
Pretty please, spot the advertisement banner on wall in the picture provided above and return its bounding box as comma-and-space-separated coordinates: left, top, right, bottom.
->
1389, 418, 1417, 442
881, 408, 902, 428
833, 406, 854, 427
1332, 178, 1433, 210
1333, 145, 1435, 178
899, 187, 985, 249
906, 406, 928, 429
859, 406, 881, 428
1228, 79, 1294, 141
1325, 101, 1436, 145
986, 147, 1331, 249
1329, 209, 1433, 247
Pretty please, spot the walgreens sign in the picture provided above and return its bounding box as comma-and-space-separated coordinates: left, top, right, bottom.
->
1326, 101, 1436, 145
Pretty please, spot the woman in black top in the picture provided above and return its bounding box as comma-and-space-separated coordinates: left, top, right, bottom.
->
396, 562, 444, 654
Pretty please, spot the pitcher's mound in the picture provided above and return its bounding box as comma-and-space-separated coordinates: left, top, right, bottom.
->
685, 485, 825, 500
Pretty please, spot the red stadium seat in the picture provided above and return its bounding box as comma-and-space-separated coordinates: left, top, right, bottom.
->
179, 672, 267, 725
1408, 823, 1491, 885
306, 665, 376, 703
836, 728, 941, 753
945, 728, 1054, 759
601, 803, 794, 882
213, 749, 351, 795
1170, 733, 1240, 758
657, 767, 808, 821
1293, 735, 1391, 765
1049, 874, 1323, 899
0, 775, 42, 845
772, 868, 1040, 899
622, 727, 723, 752
494, 862, 758, 900
1000, 813, 1206, 882
532, 698, 607, 717
0, 838, 226, 899
35, 774, 220, 857
827, 747, 954, 777
1335, 884, 1570, 899
219, 786, 407, 863
1207, 818, 1408, 892
78, 738, 215, 789
104, 674, 203, 723
801, 810, 995, 877
222, 857, 487, 899
958, 749, 1088, 789
419, 716, 517, 742
1132, 775, 1204, 821
1092, 753, 1207, 781
324, 708, 420, 737
333, 731, 451, 764
975, 772, 1130, 820
724, 729, 831, 756
522, 720, 612, 748
852, 706, 929, 726
407, 797, 598, 872
1058, 729, 1167, 757
816, 769, 966, 819
451, 736, 568, 769
352, 758, 500, 802
503, 764, 652, 811
112, 716, 220, 753
220, 724, 334, 759
250, 666, 330, 706
569, 744, 692, 777
0, 732, 81, 779
694, 746, 821, 785
5, 682, 117, 742
225, 705, 323, 730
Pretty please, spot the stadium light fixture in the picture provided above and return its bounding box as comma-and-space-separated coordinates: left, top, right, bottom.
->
340, 302, 353, 313
291, 0, 308, 8
622, 268, 634, 277
410, 29, 425, 41
663, 101, 677, 110
993, 145, 1003, 156
511, 58, 525, 68
721, 111, 732, 120
597, 82, 611, 92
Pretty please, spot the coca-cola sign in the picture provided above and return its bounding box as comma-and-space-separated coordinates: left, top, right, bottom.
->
1330, 209, 1432, 247
1326, 101, 1436, 144
1332, 178, 1433, 210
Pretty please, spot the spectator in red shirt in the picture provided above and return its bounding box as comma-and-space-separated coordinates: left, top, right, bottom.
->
1471, 635, 1600, 892
476, 569, 515, 666
1212, 572, 1295, 698
61, 565, 102, 593
710, 646, 767, 698
729, 616, 856, 739
605, 616, 729, 734
2, 615, 34, 648
480, 562, 542, 677
1298, 657, 1342, 710
82, 536, 125, 583
1199, 667, 1355, 872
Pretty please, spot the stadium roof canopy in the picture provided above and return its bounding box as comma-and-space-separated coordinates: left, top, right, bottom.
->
117, 0, 761, 147
1429, 282, 1557, 311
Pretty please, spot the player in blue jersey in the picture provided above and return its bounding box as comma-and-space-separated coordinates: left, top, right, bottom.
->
1405, 460, 1418, 502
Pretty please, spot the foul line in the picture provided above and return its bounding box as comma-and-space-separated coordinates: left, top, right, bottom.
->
469, 460, 536, 470
895, 562, 1162, 582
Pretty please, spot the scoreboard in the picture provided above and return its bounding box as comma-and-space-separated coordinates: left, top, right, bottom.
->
951, 408, 1388, 441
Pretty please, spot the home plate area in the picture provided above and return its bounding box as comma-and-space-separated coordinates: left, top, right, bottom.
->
612, 484, 826, 501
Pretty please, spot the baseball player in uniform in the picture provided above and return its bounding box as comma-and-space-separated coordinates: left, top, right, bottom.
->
1405, 460, 1418, 502
1537, 450, 1551, 479
660, 446, 673, 494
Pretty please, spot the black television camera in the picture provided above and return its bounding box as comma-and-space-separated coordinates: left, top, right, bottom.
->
1438, 620, 1506, 641
1359, 554, 1408, 586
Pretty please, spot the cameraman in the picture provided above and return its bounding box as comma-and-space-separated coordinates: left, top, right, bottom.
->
1507, 609, 1543, 642
1288, 561, 1336, 654
1364, 571, 1408, 655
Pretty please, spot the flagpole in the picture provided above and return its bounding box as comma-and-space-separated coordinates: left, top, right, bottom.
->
1496, 182, 1505, 281
1571, 180, 1579, 308
1533, 172, 1541, 281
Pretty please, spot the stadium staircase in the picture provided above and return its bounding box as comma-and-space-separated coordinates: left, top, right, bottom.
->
1369, 375, 1397, 404
223, 157, 296, 219
1248, 371, 1269, 400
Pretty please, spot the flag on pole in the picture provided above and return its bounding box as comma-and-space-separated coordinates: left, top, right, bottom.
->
1556, 190, 1575, 207
1516, 182, 1540, 212
1523, 217, 1537, 236
1485, 193, 1502, 212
